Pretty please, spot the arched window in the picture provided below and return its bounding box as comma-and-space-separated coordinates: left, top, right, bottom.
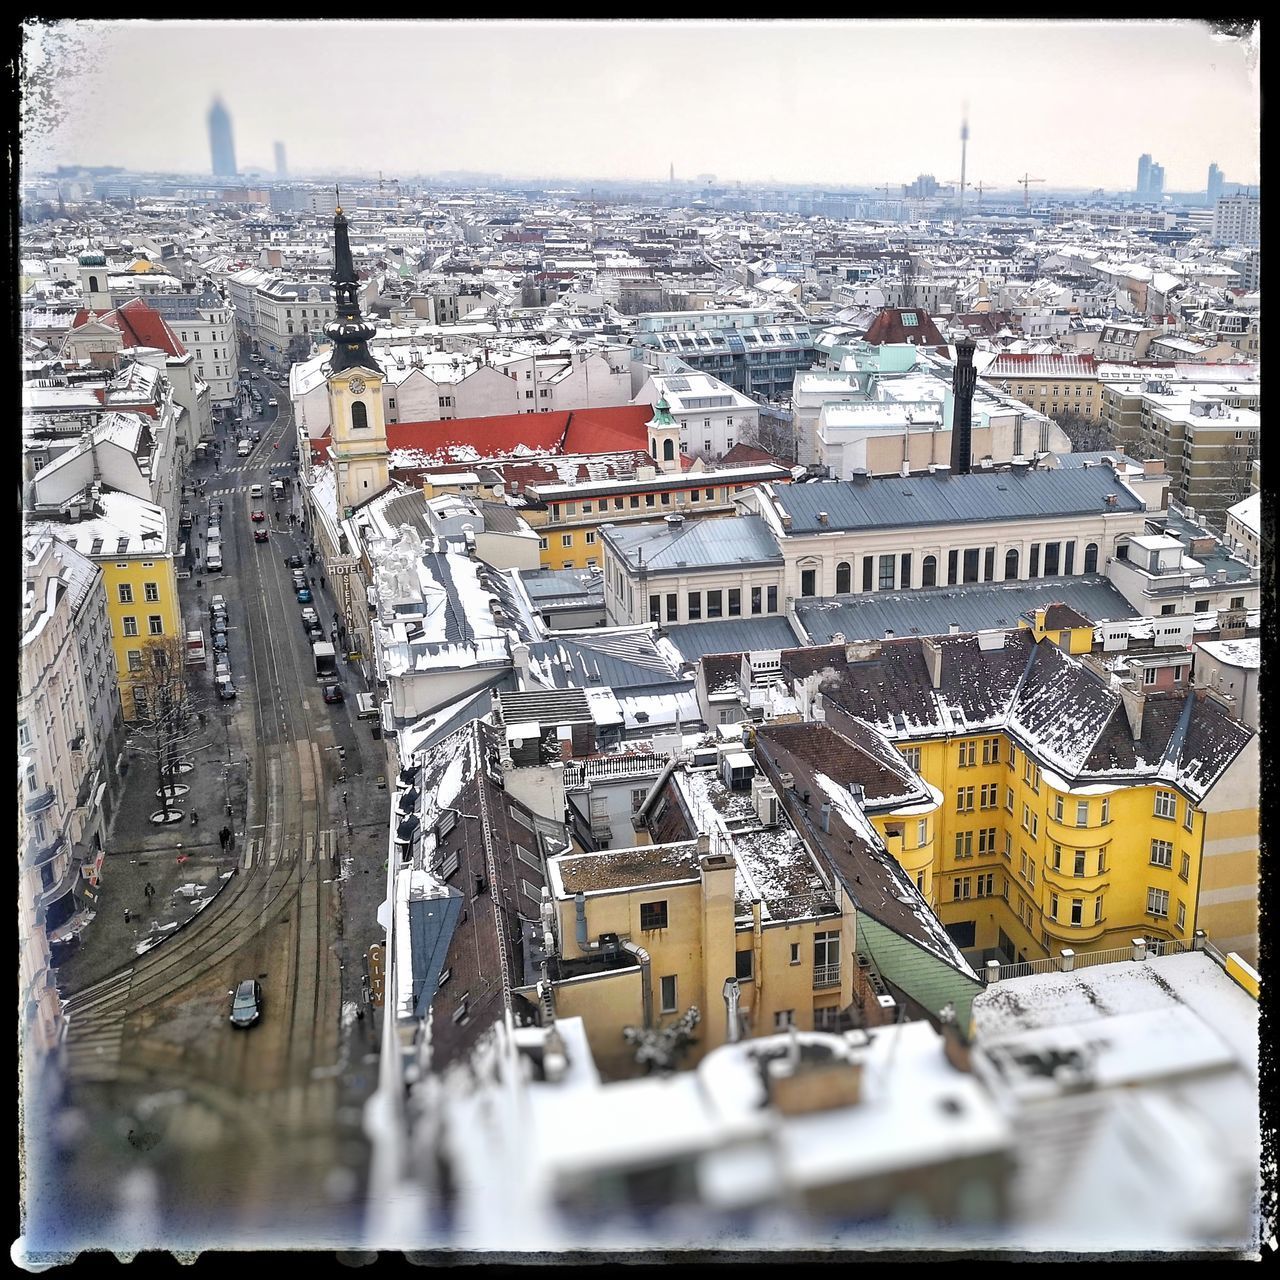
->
1004, 548, 1019, 580
651, 437, 658, 460
835, 561, 851, 594
1083, 542, 1099, 574
922, 555, 937, 588
663, 439, 675, 462
351, 400, 368, 430
88, 275, 100, 293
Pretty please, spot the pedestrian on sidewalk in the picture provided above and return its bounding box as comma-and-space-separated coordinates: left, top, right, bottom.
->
219, 826, 231, 850
321, 575, 326, 589
191, 810, 199, 826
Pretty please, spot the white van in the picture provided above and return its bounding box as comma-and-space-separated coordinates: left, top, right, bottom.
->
237, 439, 253, 457
206, 545, 223, 573
249, 484, 263, 500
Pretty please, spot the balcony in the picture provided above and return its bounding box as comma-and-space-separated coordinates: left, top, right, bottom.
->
812, 963, 841, 990
1043, 865, 1111, 895
25, 831, 64, 871
23, 786, 55, 816
1045, 813, 1111, 846
1043, 914, 1108, 945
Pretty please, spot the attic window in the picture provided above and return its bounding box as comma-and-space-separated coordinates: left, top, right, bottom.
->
901, 312, 919, 326
452, 997, 469, 1024
440, 850, 460, 880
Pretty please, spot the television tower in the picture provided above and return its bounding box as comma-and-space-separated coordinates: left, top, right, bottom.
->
958, 104, 969, 218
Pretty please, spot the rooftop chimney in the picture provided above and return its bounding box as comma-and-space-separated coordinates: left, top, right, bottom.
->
949, 334, 977, 476
817, 510, 829, 526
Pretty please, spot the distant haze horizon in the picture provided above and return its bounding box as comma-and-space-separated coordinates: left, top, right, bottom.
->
21, 19, 1260, 192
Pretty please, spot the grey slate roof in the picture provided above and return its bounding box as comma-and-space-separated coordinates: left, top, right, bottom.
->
663, 615, 801, 661
604, 514, 782, 573
784, 631, 1252, 799
767, 467, 1144, 534
794, 575, 1139, 644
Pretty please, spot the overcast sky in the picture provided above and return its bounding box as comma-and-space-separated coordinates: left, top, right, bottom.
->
20, 19, 1260, 191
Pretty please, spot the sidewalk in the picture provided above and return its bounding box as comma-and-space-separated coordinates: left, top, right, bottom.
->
55, 612, 249, 997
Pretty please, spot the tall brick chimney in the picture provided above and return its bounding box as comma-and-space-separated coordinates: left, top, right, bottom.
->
949, 334, 977, 476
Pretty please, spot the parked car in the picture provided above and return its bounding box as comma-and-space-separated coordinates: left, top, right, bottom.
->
305, 620, 324, 641
322, 682, 344, 704
285, 553, 304, 569
212, 631, 229, 652
254, 528, 269, 542
229, 979, 262, 1027
296, 587, 312, 603
216, 677, 237, 700
291, 572, 308, 590
300, 606, 319, 624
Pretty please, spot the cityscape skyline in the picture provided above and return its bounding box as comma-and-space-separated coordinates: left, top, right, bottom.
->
21, 19, 1260, 190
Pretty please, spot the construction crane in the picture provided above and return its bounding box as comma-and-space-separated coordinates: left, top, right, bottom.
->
972, 180, 999, 206
1016, 173, 1045, 208
877, 183, 898, 203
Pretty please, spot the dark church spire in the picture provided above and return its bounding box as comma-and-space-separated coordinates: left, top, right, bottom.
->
324, 192, 381, 375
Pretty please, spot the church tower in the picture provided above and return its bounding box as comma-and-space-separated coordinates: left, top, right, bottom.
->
646, 395, 682, 474
78, 249, 111, 313
324, 198, 389, 512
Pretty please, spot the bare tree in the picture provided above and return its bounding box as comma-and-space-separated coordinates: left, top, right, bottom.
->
742, 410, 799, 464
1054, 409, 1118, 455
129, 636, 207, 821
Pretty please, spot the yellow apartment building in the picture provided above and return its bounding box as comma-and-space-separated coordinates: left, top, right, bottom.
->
55, 500, 181, 720
541, 834, 857, 1079
874, 690, 1257, 968
425, 462, 791, 572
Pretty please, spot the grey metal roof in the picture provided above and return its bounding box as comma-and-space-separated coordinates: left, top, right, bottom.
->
499, 688, 593, 724
528, 630, 684, 690
380, 490, 432, 541
520, 567, 604, 607
664, 615, 802, 661
767, 467, 1144, 534
794, 575, 1140, 644
472, 499, 525, 535
409, 890, 464, 1018
1048, 450, 1142, 470
604, 514, 782, 573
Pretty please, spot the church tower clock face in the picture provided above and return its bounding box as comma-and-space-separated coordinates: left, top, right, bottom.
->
348, 376, 367, 395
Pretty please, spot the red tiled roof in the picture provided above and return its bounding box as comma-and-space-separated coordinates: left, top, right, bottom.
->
562, 404, 653, 454
722, 442, 785, 467
315, 404, 653, 467
862, 307, 946, 347
71, 297, 187, 357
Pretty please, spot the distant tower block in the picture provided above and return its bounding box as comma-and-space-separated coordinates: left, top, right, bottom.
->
208, 97, 237, 178
670, 161, 675, 183
959, 107, 969, 216
274, 142, 287, 179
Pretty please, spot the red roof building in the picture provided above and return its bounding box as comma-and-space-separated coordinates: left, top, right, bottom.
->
862, 307, 947, 347
310, 404, 656, 470
70, 297, 187, 358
